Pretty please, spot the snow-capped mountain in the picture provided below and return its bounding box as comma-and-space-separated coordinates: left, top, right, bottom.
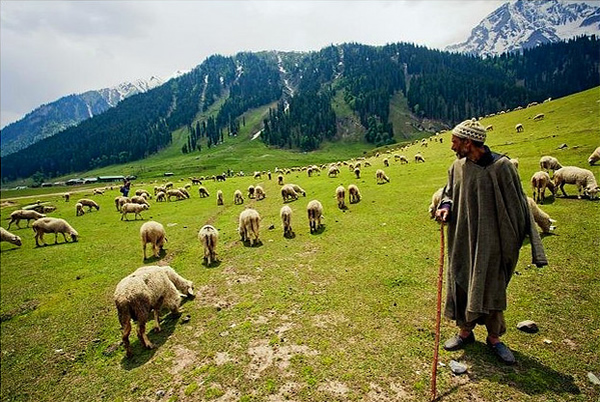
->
446, 0, 600, 57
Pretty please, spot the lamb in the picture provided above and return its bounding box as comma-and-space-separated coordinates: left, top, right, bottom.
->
248, 185, 255, 199
280, 205, 293, 238
77, 198, 100, 212
281, 184, 299, 202
140, 221, 167, 260
414, 153, 425, 163
291, 184, 306, 197
198, 224, 218, 265
376, 169, 390, 184
515, 123, 524, 133
530, 171, 555, 204
553, 166, 600, 199
539, 156, 563, 176
254, 185, 266, 200
428, 187, 444, 219
307, 200, 324, 233
76, 202, 85, 216
121, 203, 149, 221
0, 227, 22, 247
234, 189, 245, 204
167, 189, 186, 201
238, 208, 261, 246
588, 146, 600, 166
336, 185, 346, 209
348, 184, 361, 204
217, 190, 224, 206
32, 217, 79, 246
198, 186, 210, 198
114, 265, 194, 357
7, 210, 46, 229
526, 197, 556, 234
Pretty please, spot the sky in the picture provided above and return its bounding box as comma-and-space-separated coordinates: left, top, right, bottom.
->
0, 0, 510, 129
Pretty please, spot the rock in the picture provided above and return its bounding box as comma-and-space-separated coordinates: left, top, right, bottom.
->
449, 360, 467, 374
517, 320, 539, 333
588, 372, 600, 386
557, 143, 568, 149
181, 314, 191, 324
156, 390, 165, 399
268, 224, 275, 230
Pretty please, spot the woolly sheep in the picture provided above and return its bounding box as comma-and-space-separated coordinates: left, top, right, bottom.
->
515, 123, 524, 133
234, 189, 244, 204
156, 191, 166, 202
248, 185, 255, 199
399, 155, 409, 164
428, 187, 444, 219
307, 200, 324, 233
217, 190, 224, 206
238, 208, 260, 246
63, 193, 71, 202
115, 196, 131, 211
485, 125, 493, 131
140, 221, 167, 260
291, 184, 306, 197
414, 153, 425, 163
553, 166, 600, 199
77, 198, 100, 212
383, 158, 390, 167
177, 188, 191, 199
255, 185, 266, 200
533, 113, 545, 121
135, 189, 152, 199
530, 171, 555, 204
539, 156, 563, 176
167, 189, 186, 201
281, 184, 299, 202
588, 146, 600, 166
336, 185, 346, 209
198, 186, 210, 198
131, 195, 150, 206
354, 167, 361, 179
328, 166, 340, 177
32, 217, 79, 246
348, 184, 361, 204
198, 224, 218, 265
527, 197, 556, 234
277, 174, 285, 185
93, 188, 105, 195
76, 202, 85, 217
280, 205, 293, 238
376, 169, 390, 184
114, 265, 194, 357
0, 227, 22, 247
7, 210, 46, 229
165, 182, 174, 189
121, 203, 149, 221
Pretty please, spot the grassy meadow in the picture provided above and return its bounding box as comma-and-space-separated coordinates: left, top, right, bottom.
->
1, 87, 599, 401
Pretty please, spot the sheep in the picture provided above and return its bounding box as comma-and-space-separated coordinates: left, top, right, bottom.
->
515, 123, 524, 133
217, 190, 224, 206
238, 208, 260, 246
533, 113, 545, 121
121, 203, 149, 221
399, 155, 409, 164
509, 158, 519, 170
165, 182, 174, 189
531, 171, 555, 204
527, 197, 556, 234
307, 200, 324, 233
278, 174, 285, 185
177, 188, 191, 199
7, 210, 46, 229
131, 195, 150, 206
336, 186, 346, 209
234, 189, 244, 204
247, 185, 255, 199
198, 225, 218, 265
348, 184, 361, 204
280, 205, 293, 238
281, 184, 299, 202
428, 187, 444, 219
76, 202, 85, 216
77, 198, 100, 212
140, 221, 167, 260
383, 158, 390, 167
588, 146, 600, 166
414, 153, 425, 163
354, 167, 361, 179
0, 227, 22, 247
92, 188, 105, 196
253, 171, 262, 179
255, 185, 266, 200
63, 193, 71, 202
28, 204, 56, 214
114, 265, 194, 358
167, 189, 186, 201
156, 192, 166, 202
32, 217, 78, 246
328, 166, 340, 177
553, 166, 600, 200
198, 186, 210, 198
376, 169, 390, 184
291, 184, 306, 197
485, 125, 493, 131
539, 156, 563, 176
115, 196, 131, 211
135, 189, 152, 199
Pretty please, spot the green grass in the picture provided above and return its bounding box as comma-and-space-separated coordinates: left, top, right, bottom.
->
1, 87, 599, 401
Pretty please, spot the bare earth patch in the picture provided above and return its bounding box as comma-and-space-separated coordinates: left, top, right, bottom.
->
312, 312, 349, 329
267, 382, 304, 402
318, 380, 349, 396
246, 339, 319, 379
365, 382, 411, 401
168, 345, 198, 375
196, 284, 235, 310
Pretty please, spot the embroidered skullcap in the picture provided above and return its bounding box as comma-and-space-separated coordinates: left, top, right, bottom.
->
452, 118, 487, 143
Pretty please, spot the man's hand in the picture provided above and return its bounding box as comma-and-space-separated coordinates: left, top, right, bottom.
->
435, 208, 449, 223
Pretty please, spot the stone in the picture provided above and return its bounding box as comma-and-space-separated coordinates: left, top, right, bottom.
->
588, 372, 600, 386
449, 360, 467, 375
517, 320, 539, 333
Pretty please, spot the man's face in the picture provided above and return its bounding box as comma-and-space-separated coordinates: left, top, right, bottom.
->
451, 135, 470, 158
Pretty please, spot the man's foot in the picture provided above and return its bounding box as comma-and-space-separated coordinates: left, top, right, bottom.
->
443, 331, 475, 351
486, 339, 516, 365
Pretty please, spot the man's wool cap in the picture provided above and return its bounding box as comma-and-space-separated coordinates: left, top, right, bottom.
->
452, 118, 487, 143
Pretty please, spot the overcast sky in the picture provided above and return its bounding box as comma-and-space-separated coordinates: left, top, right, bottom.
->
0, 1, 511, 129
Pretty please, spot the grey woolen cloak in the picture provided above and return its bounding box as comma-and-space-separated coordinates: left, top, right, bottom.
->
441, 154, 548, 323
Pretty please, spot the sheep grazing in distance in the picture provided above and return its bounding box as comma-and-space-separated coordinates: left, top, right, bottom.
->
167, 189, 186, 201
114, 265, 194, 358
255, 185, 266, 200
531, 171, 555, 204
140, 221, 167, 260
553, 166, 600, 200
278, 174, 285, 185
77, 199, 100, 212
291, 184, 306, 197
32, 217, 78, 246
217, 190, 224, 206
280, 205, 293, 238
7, 210, 46, 229
348, 184, 361, 204
0, 227, 22, 247
354, 167, 361, 179
588, 146, 600, 166
526, 197, 556, 234
539, 156, 563, 176
135, 189, 152, 199
63, 193, 71, 202
485, 125, 493, 131
234, 189, 244, 205
115, 196, 131, 211
198, 186, 210, 198
165, 182, 174, 189
92, 188, 105, 196
307, 200, 324, 233
248, 185, 255, 199
198, 224, 218, 265
156, 191, 166, 202
533, 113, 545, 121
177, 188, 191, 199
428, 187, 444, 219
336, 186, 346, 210
376, 169, 390, 184
131, 195, 150, 206
383, 158, 390, 167
121, 203, 149, 221
515, 123, 524, 133
509, 158, 519, 170
414, 153, 425, 163
238, 208, 261, 246
281, 184, 299, 202
399, 155, 409, 164
328, 166, 340, 177
76, 202, 85, 216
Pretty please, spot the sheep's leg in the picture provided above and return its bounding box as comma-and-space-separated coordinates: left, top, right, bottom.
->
559, 183, 567, 197
120, 319, 133, 357
153, 308, 162, 332
54, 233, 59, 244
142, 243, 147, 260
137, 320, 155, 349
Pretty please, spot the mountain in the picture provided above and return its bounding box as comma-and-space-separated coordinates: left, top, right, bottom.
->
446, 0, 600, 57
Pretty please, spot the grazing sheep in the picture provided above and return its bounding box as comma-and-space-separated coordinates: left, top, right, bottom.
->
531, 171, 555, 204
539, 156, 563, 176
253, 171, 262, 179
277, 174, 285, 185
414, 153, 425, 163
115, 196, 131, 211
234, 189, 244, 204
32, 217, 78, 246
198, 224, 219, 265
428, 187, 444, 219
156, 192, 166, 202
291, 184, 306, 197
63, 193, 71, 202
135, 189, 152, 199
383, 158, 390, 167
527, 197, 556, 234
281, 184, 299, 202
165, 182, 174, 189
348, 184, 361, 204
280, 205, 293, 238
354, 167, 361, 179
399, 155, 409, 164
167, 189, 186, 201
553, 166, 600, 199
177, 188, 191, 199
76, 202, 85, 216
336, 186, 346, 209
77, 198, 100, 212
93, 188, 105, 196
114, 265, 194, 358
131, 195, 150, 206
7, 210, 46, 229
533, 113, 545, 121
376, 169, 390, 184
28, 204, 56, 214
515, 123, 524, 133
198, 186, 210, 198
121, 203, 149, 221
255, 185, 266, 200
307, 200, 324, 233
248, 185, 255, 199
238, 208, 260, 246
0, 227, 22, 247
217, 190, 224, 206
140, 221, 167, 260
327, 166, 340, 178
509, 158, 519, 170
485, 125, 493, 131
588, 147, 600, 166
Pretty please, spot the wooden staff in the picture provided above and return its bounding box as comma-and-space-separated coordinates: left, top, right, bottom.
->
431, 221, 445, 401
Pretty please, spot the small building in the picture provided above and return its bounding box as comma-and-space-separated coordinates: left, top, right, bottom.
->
97, 175, 125, 183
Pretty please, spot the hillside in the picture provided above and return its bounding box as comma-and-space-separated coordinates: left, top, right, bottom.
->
1, 87, 598, 401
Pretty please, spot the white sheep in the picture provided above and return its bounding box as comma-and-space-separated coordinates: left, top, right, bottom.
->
114, 265, 194, 357
93, 188, 105, 196
336, 185, 346, 209
198, 224, 218, 265
399, 155, 409, 164
527, 197, 556, 234
428, 187, 444, 219
198, 186, 210, 198
291, 184, 306, 197
238, 208, 260, 246
121, 203, 149, 221
167, 189, 186, 201
32, 217, 79, 246
515, 123, 524, 133
530, 171, 555, 204
135, 189, 152, 199
307, 200, 323, 233
255, 185, 266, 200
328, 166, 340, 177
533, 113, 545, 121
278, 174, 285, 185
131, 195, 150, 206
383, 158, 390, 167
485, 124, 493, 131
376, 169, 390, 184
588, 146, 600, 166
0, 227, 22, 247
140, 221, 167, 260
354, 167, 361, 179
280, 205, 293, 238
115, 196, 131, 211
348, 184, 361, 204
539, 156, 563, 176
248, 185, 255, 199
177, 188, 191, 199
77, 198, 100, 212
156, 191, 166, 202
414, 153, 425, 163
553, 166, 600, 199
217, 190, 224, 206
509, 158, 519, 170
63, 193, 71, 202
234, 189, 244, 205
76, 202, 85, 216
281, 184, 299, 202
7, 210, 46, 229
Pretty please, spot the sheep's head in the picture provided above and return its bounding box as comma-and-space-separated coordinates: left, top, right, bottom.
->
585, 185, 600, 200
70, 230, 79, 242
11, 235, 22, 246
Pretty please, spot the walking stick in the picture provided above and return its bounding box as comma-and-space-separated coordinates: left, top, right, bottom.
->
431, 221, 445, 401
